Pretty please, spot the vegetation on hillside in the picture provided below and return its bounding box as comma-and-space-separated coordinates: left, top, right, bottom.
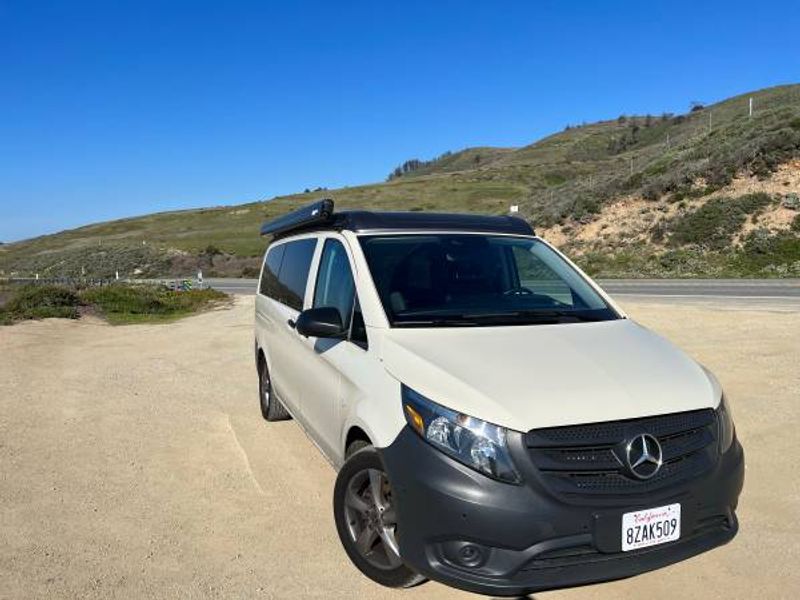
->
668, 193, 773, 249
1, 84, 799, 279
0, 283, 228, 326
387, 147, 513, 180
579, 231, 800, 278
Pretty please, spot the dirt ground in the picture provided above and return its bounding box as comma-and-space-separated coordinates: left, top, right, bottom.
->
1, 297, 798, 599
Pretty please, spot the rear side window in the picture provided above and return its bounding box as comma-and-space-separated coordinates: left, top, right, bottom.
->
259, 244, 285, 297
313, 239, 356, 329
276, 238, 317, 310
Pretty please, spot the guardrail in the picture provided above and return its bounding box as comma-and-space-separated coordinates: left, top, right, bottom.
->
0, 277, 206, 291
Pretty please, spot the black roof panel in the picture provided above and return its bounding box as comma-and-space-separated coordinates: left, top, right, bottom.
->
332, 210, 533, 235
260, 200, 534, 239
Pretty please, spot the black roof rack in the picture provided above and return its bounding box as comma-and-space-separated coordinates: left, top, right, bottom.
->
259, 199, 334, 237
260, 199, 534, 239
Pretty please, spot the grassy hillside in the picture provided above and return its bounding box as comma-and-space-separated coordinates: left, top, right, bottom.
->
2, 84, 800, 279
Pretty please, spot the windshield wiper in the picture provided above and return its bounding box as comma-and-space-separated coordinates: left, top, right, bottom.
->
506, 309, 606, 323
393, 309, 609, 327
394, 317, 482, 327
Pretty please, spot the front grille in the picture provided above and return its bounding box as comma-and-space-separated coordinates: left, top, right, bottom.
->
524, 409, 717, 497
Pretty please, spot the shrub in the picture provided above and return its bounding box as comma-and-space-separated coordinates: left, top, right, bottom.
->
735, 230, 800, 274
792, 214, 800, 232
80, 284, 227, 324
669, 193, 773, 249
650, 219, 668, 243
2, 285, 80, 322
543, 172, 567, 186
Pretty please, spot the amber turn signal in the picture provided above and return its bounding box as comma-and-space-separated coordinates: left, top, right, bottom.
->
405, 404, 425, 435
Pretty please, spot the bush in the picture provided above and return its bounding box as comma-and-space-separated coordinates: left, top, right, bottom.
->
0, 283, 229, 326
792, 214, 800, 232
669, 193, 773, 249
80, 284, 227, 324
650, 219, 669, 243
240, 265, 261, 277
2, 285, 80, 322
728, 230, 800, 276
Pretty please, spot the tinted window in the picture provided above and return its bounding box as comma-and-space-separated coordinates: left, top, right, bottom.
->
313, 239, 355, 329
511, 245, 572, 305
276, 238, 317, 310
259, 244, 285, 297
359, 234, 617, 327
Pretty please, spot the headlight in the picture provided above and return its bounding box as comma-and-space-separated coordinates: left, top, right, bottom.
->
717, 394, 735, 452
401, 386, 521, 483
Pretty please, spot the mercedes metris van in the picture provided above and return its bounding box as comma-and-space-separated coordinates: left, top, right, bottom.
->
253, 199, 744, 597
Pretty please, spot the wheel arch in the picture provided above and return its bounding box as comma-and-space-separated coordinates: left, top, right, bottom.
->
255, 342, 273, 374
345, 425, 372, 453
255, 344, 265, 370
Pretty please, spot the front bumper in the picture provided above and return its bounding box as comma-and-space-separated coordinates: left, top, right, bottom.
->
379, 426, 744, 597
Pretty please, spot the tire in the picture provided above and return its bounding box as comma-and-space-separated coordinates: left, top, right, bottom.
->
345, 439, 370, 459
333, 443, 427, 589
258, 357, 291, 421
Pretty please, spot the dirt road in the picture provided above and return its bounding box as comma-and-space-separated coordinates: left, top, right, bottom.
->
1, 297, 798, 599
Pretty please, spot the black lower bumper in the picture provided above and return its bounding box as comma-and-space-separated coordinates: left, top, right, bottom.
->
379, 426, 744, 597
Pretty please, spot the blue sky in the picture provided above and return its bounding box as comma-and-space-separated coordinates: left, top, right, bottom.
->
1, 0, 798, 242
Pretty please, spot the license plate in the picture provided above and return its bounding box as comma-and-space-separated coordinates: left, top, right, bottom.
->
621, 503, 681, 551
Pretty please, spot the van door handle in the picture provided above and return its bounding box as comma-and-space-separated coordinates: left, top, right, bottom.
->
287, 318, 296, 329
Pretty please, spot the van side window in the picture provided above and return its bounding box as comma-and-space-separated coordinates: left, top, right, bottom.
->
313, 239, 356, 330
259, 244, 285, 297
276, 238, 317, 310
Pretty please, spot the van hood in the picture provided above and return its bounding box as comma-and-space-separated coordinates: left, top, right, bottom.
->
380, 319, 720, 432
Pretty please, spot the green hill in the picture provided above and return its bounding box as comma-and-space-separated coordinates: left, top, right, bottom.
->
2, 84, 800, 279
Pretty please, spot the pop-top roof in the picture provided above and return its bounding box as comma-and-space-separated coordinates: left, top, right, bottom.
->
260, 199, 534, 238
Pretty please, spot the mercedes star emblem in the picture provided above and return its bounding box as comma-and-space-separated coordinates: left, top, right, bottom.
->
625, 433, 663, 480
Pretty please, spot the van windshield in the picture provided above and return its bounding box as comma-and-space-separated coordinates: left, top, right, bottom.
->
358, 234, 619, 327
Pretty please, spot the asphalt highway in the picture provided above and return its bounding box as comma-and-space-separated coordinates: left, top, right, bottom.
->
203, 277, 800, 308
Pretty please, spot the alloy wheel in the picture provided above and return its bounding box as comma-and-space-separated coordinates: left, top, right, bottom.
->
342, 468, 402, 570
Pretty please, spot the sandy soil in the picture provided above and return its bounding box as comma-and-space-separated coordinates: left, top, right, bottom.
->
1, 297, 798, 599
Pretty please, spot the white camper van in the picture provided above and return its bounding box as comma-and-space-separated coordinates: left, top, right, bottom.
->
253, 200, 744, 597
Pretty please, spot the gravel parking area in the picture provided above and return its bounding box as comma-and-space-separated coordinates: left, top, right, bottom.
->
1, 297, 797, 599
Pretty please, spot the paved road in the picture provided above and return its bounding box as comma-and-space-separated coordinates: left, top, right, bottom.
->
597, 278, 800, 299
204, 277, 800, 302
204, 278, 259, 295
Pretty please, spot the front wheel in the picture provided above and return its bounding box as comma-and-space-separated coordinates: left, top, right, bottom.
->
333, 444, 426, 589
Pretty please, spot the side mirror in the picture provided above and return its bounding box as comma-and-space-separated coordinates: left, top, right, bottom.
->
295, 307, 345, 338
